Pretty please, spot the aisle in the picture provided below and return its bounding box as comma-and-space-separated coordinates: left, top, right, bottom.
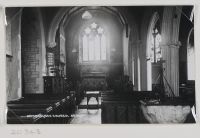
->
70, 97, 101, 124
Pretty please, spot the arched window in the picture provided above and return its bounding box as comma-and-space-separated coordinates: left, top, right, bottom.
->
187, 28, 195, 80
146, 12, 162, 90
150, 28, 162, 63
81, 22, 107, 62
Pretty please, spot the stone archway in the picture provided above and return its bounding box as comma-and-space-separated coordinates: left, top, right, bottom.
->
62, 7, 126, 91
47, 6, 141, 91
46, 6, 129, 76
47, 7, 128, 48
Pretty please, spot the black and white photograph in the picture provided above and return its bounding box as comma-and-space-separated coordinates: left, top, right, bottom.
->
5, 5, 196, 124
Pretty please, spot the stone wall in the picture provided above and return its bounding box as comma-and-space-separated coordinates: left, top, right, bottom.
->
6, 8, 22, 101
21, 8, 44, 94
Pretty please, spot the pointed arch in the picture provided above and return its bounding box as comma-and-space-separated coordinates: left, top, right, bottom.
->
47, 6, 128, 47
146, 12, 160, 90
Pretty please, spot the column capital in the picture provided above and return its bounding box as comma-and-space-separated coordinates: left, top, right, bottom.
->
47, 42, 57, 48
160, 41, 181, 49
60, 34, 65, 40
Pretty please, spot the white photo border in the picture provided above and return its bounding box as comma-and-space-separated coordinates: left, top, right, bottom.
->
0, 0, 200, 138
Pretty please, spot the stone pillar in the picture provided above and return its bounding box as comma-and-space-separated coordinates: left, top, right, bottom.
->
127, 25, 140, 90
130, 40, 142, 91
137, 41, 142, 91
162, 44, 180, 97
161, 7, 182, 97
122, 27, 129, 76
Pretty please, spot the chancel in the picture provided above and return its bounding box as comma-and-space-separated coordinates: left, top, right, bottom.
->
6, 6, 195, 124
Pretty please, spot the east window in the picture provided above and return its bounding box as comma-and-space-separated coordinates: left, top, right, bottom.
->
81, 22, 107, 62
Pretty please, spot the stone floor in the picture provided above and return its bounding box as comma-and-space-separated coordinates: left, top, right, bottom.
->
69, 97, 101, 124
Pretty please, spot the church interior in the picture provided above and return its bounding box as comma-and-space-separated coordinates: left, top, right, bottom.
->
5, 6, 196, 124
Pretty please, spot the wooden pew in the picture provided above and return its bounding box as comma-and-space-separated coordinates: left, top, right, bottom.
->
7, 105, 53, 124
7, 93, 76, 124
7, 98, 55, 124
101, 91, 154, 124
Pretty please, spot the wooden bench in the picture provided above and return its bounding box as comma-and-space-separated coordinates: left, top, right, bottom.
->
7, 105, 53, 124
101, 91, 154, 124
7, 94, 76, 124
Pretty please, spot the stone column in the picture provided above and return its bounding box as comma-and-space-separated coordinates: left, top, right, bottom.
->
130, 40, 142, 91
162, 43, 181, 97
161, 7, 182, 97
127, 25, 140, 90
122, 27, 129, 76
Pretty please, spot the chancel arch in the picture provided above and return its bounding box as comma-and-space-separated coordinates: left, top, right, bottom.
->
47, 6, 127, 47
47, 7, 131, 80
62, 7, 125, 90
